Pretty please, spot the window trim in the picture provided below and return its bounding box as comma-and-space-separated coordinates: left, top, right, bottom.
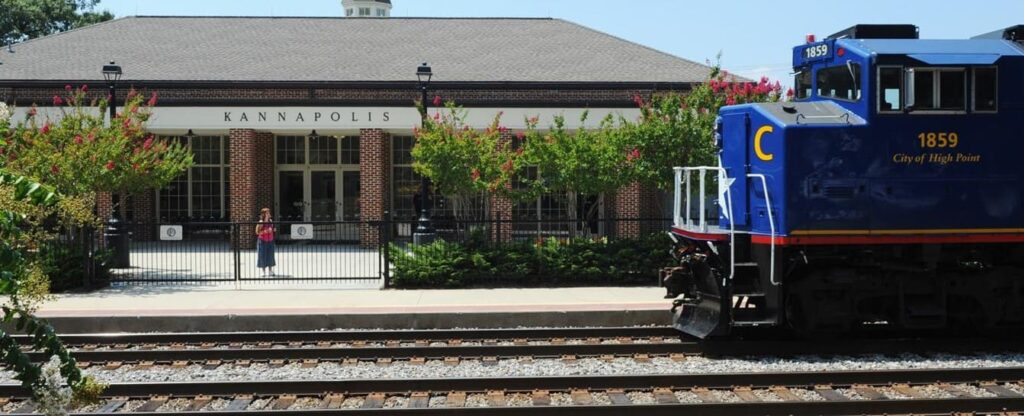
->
971, 66, 998, 114
876, 65, 904, 114
906, 67, 968, 115
814, 62, 862, 103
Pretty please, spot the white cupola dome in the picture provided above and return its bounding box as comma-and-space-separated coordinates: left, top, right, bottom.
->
342, 0, 392, 17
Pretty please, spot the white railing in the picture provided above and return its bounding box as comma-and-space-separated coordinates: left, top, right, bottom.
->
747, 173, 777, 286
672, 166, 736, 283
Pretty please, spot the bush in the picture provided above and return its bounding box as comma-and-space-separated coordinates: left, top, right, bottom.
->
388, 233, 673, 288
37, 242, 111, 293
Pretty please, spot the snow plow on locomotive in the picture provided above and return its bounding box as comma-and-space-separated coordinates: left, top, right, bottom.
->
665, 24, 1024, 338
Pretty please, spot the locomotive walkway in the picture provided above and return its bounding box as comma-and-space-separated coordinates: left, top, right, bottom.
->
33, 286, 670, 333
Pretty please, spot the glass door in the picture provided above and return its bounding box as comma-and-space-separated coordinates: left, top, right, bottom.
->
342, 171, 360, 221
277, 171, 305, 221
310, 171, 337, 221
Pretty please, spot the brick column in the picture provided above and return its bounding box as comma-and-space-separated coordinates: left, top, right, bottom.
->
490, 130, 514, 243
254, 132, 275, 218
229, 129, 258, 249
131, 190, 156, 241
612, 182, 642, 239
359, 129, 389, 247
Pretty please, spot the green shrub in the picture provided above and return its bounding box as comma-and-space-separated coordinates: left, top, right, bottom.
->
388, 233, 673, 288
37, 242, 111, 293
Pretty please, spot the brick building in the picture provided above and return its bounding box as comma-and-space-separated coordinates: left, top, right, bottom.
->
0, 13, 709, 245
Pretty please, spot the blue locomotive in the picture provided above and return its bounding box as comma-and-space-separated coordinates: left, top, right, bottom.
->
665, 24, 1024, 338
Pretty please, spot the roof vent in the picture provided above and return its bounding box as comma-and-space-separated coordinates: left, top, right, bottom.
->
827, 24, 919, 40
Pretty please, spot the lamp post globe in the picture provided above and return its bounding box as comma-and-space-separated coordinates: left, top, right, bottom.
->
413, 63, 436, 245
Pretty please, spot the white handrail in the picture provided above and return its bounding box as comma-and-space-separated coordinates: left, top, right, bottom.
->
747, 173, 778, 286
674, 166, 736, 283
673, 167, 683, 228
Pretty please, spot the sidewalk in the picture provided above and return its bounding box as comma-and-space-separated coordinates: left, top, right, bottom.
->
36, 286, 673, 333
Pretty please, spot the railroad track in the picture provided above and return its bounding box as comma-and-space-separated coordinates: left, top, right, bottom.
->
2, 367, 1023, 414
16, 327, 1024, 369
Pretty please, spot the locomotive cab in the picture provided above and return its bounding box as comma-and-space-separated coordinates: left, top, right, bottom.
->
668, 24, 1024, 338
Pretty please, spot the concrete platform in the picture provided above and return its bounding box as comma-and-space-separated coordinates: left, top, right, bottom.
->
35, 286, 672, 333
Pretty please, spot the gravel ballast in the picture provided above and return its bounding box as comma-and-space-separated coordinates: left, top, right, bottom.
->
5, 353, 1022, 384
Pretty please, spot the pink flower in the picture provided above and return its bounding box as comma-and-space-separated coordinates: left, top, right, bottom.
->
122, 118, 131, 128
132, 163, 140, 171
786, 88, 795, 97
27, 107, 37, 117
87, 133, 96, 142
710, 79, 719, 92
104, 160, 115, 171
528, 116, 539, 124
147, 92, 158, 107
64, 85, 72, 92
432, 95, 442, 107
515, 132, 525, 140
53, 95, 64, 106
726, 96, 737, 106
80, 84, 88, 92
126, 88, 137, 100
74, 135, 83, 144
50, 164, 59, 174
626, 148, 641, 162
501, 159, 514, 173
498, 126, 509, 134
40, 124, 50, 134
632, 94, 644, 107
516, 147, 524, 156
470, 168, 481, 182
143, 136, 154, 150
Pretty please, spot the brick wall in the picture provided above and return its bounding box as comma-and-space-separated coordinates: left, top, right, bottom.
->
228, 129, 258, 249
610, 182, 663, 239
489, 130, 515, 243
131, 190, 156, 241
254, 132, 275, 219
358, 129, 389, 247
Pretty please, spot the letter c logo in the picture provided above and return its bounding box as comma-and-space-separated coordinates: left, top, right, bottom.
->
754, 125, 774, 162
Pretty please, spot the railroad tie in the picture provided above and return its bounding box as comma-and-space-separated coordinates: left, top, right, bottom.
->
600, 354, 615, 362
654, 387, 679, 404
236, 360, 252, 367
586, 337, 600, 345
352, 340, 367, 348
692, 387, 719, 403
446, 391, 467, 408
571, 389, 594, 405
200, 342, 216, 349
981, 382, 1024, 398
769, 386, 803, 401
482, 356, 498, 366
606, 389, 631, 405
670, 353, 687, 362
136, 395, 169, 412
320, 393, 345, 409
891, 383, 925, 398
362, 393, 386, 409
342, 358, 359, 366
648, 336, 664, 344
186, 395, 213, 411
386, 340, 400, 348
269, 359, 286, 368
271, 394, 297, 410
852, 384, 888, 400
96, 397, 129, 413
616, 337, 633, 344
203, 360, 222, 370
484, 339, 498, 346
407, 392, 430, 408
75, 361, 90, 369
225, 395, 253, 411
551, 338, 566, 345
814, 385, 849, 401
444, 357, 459, 366
410, 357, 426, 365
136, 361, 155, 370
171, 360, 189, 369
531, 390, 551, 406
414, 340, 429, 347
316, 341, 332, 348
514, 338, 528, 346
376, 358, 392, 366
561, 354, 577, 363
633, 353, 651, 363
486, 390, 506, 406
732, 386, 761, 402
301, 359, 318, 368
449, 339, 463, 346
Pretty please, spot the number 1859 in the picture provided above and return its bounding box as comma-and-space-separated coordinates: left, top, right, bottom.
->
918, 132, 959, 148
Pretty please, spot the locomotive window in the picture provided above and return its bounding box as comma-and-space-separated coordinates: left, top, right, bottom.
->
878, 67, 902, 112
938, 71, 966, 110
795, 70, 812, 100
911, 70, 936, 110
816, 63, 861, 101
974, 67, 998, 112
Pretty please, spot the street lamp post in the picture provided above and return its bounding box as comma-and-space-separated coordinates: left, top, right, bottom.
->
413, 63, 436, 245
101, 61, 130, 268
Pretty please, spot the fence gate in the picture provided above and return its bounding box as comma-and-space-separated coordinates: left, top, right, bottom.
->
107, 221, 389, 287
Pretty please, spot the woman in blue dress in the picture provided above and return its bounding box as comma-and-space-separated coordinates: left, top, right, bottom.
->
255, 208, 276, 276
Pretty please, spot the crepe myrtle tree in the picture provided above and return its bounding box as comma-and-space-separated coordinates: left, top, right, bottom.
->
3, 86, 192, 218
619, 65, 788, 191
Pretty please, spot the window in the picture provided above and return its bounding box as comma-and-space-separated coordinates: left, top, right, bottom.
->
157, 136, 230, 222
376, 8, 387, 16
346, 8, 353, 16
276, 136, 305, 164
359, 7, 370, 16
795, 70, 812, 100
308, 135, 338, 164
816, 63, 861, 101
878, 67, 902, 112
907, 68, 966, 112
341, 136, 360, 164
974, 67, 998, 112
390, 136, 451, 222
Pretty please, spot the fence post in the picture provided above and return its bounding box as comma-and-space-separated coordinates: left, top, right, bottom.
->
232, 223, 241, 283
382, 210, 391, 289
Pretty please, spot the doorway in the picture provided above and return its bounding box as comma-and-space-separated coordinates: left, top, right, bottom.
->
275, 169, 361, 222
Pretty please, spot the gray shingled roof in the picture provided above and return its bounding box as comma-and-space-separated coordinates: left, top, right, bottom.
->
0, 16, 709, 84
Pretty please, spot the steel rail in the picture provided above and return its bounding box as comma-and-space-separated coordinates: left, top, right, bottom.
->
13, 327, 683, 346
32, 343, 696, 363
2, 367, 1021, 397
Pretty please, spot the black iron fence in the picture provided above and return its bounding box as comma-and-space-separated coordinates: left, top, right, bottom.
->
100, 218, 672, 288
108, 221, 387, 286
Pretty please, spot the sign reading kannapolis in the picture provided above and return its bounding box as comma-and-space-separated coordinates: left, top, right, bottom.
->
223, 110, 392, 124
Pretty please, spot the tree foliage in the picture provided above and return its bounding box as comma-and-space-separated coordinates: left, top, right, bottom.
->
0, 0, 113, 46
3, 86, 193, 200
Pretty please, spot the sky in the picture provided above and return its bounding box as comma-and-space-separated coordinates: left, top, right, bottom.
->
97, 0, 1024, 86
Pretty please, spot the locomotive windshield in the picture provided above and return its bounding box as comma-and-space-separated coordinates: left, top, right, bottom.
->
816, 63, 861, 101
794, 70, 812, 100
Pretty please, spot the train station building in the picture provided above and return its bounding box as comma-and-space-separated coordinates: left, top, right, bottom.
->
0, 1, 709, 246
